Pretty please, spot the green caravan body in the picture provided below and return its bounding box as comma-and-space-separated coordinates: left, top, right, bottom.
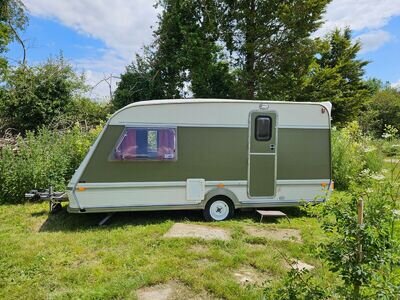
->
67, 99, 333, 221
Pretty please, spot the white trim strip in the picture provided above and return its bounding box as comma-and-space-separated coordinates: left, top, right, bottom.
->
206, 180, 247, 186
276, 179, 330, 185
116, 122, 248, 128
77, 180, 248, 189
78, 182, 186, 188
76, 179, 329, 189
115, 123, 330, 130
249, 153, 276, 156
277, 125, 329, 129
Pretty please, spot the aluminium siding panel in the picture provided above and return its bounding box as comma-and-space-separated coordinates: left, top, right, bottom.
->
277, 128, 331, 180
79, 125, 331, 184
80, 125, 248, 182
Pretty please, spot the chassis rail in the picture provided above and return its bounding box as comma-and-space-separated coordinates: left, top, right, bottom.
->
25, 187, 68, 213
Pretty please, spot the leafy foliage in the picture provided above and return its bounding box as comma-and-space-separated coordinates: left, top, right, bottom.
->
264, 268, 332, 300
360, 88, 400, 137
113, 0, 332, 109
218, 0, 329, 101
51, 97, 110, 130
298, 28, 370, 124
0, 0, 27, 68
114, 1, 370, 127
0, 125, 102, 203
332, 121, 383, 190
0, 56, 89, 132
112, 0, 235, 109
313, 170, 400, 298
112, 49, 166, 110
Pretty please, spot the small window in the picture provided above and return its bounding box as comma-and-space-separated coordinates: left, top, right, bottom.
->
255, 116, 272, 141
112, 127, 177, 161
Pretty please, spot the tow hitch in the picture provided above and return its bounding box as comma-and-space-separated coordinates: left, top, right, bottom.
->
25, 186, 68, 213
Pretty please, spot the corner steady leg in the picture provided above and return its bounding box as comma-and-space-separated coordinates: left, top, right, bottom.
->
98, 213, 115, 226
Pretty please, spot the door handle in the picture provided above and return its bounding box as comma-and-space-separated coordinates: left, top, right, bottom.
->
269, 144, 275, 151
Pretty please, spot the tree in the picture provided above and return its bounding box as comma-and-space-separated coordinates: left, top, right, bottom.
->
364, 77, 390, 95
217, 0, 330, 100
360, 88, 400, 136
298, 28, 370, 124
115, 0, 371, 126
0, 56, 88, 132
0, 0, 27, 68
112, 49, 166, 110
113, 0, 236, 109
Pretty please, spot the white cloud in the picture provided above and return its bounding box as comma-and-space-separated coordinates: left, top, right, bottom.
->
356, 30, 392, 53
391, 79, 400, 90
25, 0, 158, 57
316, 0, 400, 37
24, 0, 159, 99
24, 0, 400, 98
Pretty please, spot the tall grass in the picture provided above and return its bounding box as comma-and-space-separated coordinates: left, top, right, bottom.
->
0, 125, 101, 203
332, 121, 383, 190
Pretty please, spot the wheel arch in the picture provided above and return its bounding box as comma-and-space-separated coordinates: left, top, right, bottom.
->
202, 188, 240, 209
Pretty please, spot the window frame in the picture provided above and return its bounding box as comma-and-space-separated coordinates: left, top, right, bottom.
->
254, 116, 272, 141
110, 126, 178, 162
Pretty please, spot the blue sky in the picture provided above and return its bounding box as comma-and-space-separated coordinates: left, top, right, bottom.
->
8, 0, 400, 99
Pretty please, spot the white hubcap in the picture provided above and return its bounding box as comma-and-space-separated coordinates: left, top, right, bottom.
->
209, 200, 229, 221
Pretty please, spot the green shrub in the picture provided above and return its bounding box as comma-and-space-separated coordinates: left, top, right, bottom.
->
381, 141, 400, 157
0, 125, 101, 203
319, 169, 399, 298
299, 166, 400, 299
332, 121, 383, 190
0, 56, 89, 133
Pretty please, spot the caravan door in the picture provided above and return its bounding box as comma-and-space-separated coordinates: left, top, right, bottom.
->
248, 111, 277, 198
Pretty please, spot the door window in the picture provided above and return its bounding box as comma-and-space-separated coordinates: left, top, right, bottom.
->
255, 116, 272, 141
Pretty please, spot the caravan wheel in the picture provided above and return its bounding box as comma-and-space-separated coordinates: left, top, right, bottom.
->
203, 197, 234, 221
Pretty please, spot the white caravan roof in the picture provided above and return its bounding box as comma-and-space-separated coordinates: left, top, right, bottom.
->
109, 99, 331, 129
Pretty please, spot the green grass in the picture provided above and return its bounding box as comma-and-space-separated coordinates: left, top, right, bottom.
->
0, 203, 334, 299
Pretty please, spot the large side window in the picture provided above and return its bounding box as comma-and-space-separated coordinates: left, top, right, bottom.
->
113, 128, 177, 161
255, 116, 272, 141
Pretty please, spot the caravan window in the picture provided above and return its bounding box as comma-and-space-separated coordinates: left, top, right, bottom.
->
255, 116, 272, 141
113, 128, 177, 161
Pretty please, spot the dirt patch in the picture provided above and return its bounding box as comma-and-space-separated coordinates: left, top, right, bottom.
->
189, 244, 209, 254
136, 281, 213, 300
244, 226, 302, 242
195, 258, 211, 265
286, 260, 315, 271
246, 243, 267, 251
233, 266, 270, 285
164, 223, 231, 241
136, 283, 174, 300
384, 158, 400, 163
31, 217, 47, 232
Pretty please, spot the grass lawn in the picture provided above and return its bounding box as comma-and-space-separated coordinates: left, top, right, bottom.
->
0, 203, 336, 299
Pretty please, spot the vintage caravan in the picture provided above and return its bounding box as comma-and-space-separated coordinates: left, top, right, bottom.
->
66, 99, 333, 221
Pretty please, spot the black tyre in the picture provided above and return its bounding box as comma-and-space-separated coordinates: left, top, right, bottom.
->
203, 197, 234, 221
50, 202, 62, 214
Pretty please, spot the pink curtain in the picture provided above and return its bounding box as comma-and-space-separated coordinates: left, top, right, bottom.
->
158, 129, 175, 158
116, 129, 137, 159
115, 128, 175, 160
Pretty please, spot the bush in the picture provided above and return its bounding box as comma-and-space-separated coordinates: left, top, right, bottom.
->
359, 88, 400, 138
0, 125, 101, 203
50, 97, 110, 130
381, 141, 400, 157
296, 165, 400, 299
332, 121, 383, 190
0, 56, 88, 133
316, 167, 399, 298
